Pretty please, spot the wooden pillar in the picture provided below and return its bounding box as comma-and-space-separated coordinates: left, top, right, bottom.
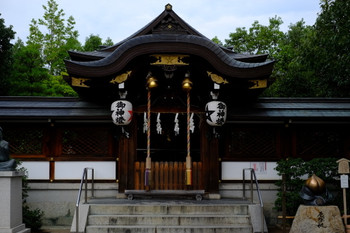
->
118, 135, 128, 192
283, 121, 293, 158
208, 135, 219, 192
47, 123, 57, 182
118, 120, 137, 192
200, 119, 219, 193
127, 120, 137, 189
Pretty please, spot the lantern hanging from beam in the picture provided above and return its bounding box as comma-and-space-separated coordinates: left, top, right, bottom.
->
205, 101, 227, 126
111, 100, 133, 125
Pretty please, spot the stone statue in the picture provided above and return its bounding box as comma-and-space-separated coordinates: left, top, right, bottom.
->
300, 174, 333, 206
0, 127, 16, 171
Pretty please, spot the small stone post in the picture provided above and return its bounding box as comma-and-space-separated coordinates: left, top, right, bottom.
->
0, 171, 30, 233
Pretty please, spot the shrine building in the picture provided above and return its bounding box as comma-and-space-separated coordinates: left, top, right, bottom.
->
0, 4, 350, 226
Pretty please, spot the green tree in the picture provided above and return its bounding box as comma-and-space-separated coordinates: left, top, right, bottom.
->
310, 0, 350, 97
225, 16, 285, 58
42, 74, 77, 96
0, 14, 16, 95
27, 0, 81, 75
264, 20, 317, 97
224, 16, 319, 97
9, 39, 77, 96
83, 34, 102, 51
211, 36, 223, 46
265, 0, 350, 97
225, 27, 250, 53
9, 40, 49, 96
104, 37, 114, 46
83, 35, 114, 51
7, 0, 80, 97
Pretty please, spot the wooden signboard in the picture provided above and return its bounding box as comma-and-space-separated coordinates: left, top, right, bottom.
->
337, 158, 350, 226
337, 158, 350, 174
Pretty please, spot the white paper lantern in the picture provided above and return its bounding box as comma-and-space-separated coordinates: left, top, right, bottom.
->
111, 100, 133, 125
205, 101, 227, 126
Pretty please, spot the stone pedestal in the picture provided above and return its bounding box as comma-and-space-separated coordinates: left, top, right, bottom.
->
0, 171, 30, 233
290, 205, 345, 233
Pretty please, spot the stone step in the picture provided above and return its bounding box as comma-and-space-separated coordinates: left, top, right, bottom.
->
73, 202, 259, 233
89, 204, 249, 215
87, 214, 250, 226
86, 225, 253, 233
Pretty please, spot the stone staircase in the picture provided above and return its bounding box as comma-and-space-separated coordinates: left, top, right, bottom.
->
71, 200, 264, 233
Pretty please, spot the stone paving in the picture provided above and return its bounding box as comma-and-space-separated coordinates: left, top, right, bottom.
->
35, 226, 286, 233
87, 197, 250, 205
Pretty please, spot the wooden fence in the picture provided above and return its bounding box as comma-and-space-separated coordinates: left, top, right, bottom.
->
134, 161, 203, 190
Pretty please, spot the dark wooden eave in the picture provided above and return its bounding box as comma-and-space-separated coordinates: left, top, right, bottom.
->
0, 96, 110, 122
1, 97, 349, 124
68, 50, 111, 62
68, 45, 269, 64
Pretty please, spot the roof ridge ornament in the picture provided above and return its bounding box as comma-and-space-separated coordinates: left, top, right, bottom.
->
165, 3, 172, 11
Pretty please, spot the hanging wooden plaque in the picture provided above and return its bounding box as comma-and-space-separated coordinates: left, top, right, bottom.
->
337, 158, 350, 174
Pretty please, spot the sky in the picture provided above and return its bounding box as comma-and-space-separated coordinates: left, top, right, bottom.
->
1, 0, 321, 44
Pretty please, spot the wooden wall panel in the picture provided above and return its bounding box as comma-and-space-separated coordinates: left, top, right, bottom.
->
133, 161, 203, 190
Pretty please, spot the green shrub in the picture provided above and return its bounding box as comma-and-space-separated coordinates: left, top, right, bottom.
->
274, 157, 342, 216
23, 205, 44, 231
16, 161, 44, 231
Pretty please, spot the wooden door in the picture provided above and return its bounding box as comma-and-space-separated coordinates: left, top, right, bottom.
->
134, 113, 202, 190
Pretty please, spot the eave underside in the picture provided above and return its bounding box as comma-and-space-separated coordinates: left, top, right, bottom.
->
1, 97, 349, 124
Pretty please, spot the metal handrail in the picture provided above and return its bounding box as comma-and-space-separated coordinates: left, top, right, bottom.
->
243, 168, 265, 233
75, 167, 95, 233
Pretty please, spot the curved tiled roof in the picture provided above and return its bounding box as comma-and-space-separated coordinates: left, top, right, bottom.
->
65, 34, 274, 79
98, 4, 207, 52
65, 4, 274, 80
68, 44, 269, 63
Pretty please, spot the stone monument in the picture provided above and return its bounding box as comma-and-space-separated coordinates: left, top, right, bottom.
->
0, 127, 30, 233
290, 205, 345, 233
290, 174, 344, 233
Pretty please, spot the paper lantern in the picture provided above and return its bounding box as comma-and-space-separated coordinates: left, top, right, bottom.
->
205, 101, 227, 126
111, 100, 133, 125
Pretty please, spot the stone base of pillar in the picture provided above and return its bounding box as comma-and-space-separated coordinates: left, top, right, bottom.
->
0, 171, 30, 233
290, 205, 344, 233
0, 224, 30, 233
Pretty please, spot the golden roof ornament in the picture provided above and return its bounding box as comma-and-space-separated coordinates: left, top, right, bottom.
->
110, 71, 132, 84
207, 71, 229, 84
165, 3, 172, 11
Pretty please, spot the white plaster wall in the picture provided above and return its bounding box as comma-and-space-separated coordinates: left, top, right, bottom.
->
26, 182, 119, 226
54, 161, 116, 180
221, 161, 279, 180
20, 161, 50, 180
